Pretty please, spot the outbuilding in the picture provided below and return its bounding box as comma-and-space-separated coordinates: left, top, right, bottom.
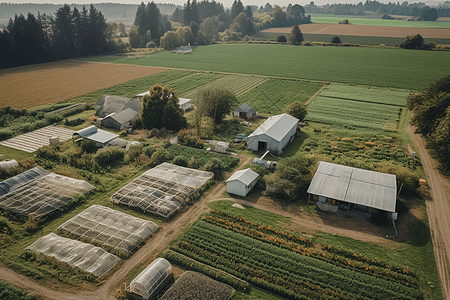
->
95, 94, 142, 118
101, 108, 140, 130
177, 45, 192, 54
226, 168, 259, 197
247, 113, 299, 154
73, 126, 119, 147
233, 103, 258, 120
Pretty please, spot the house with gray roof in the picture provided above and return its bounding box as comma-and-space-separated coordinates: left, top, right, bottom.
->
226, 168, 259, 197
247, 113, 299, 154
73, 126, 119, 147
233, 103, 258, 120
95, 95, 142, 118
101, 108, 140, 130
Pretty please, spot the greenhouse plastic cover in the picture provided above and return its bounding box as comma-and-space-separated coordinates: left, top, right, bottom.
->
0, 169, 95, 219
307, 161, 397, 212
58, 205, 158, 255
0, 166, 49, 196
129, 258, 172, 299
27, 233, 121, 277
111, 163, 213, 218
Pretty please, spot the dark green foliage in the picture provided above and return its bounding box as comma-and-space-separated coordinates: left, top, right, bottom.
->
420, 6, 438, 21
64, 118, 85, 127
126, 145, 142, 163
200, 89, 238, 124
0, 129, 13, 141
80, 140, 97, 154
331, 36, 341, 44
0, 280, 36, 300
282, 102, 307, 121
400, 34, 424, 49
142, 146, 156, 157
172, 155, 189, 167
289, 24, 303, 44
151, 148, 173, 165
203, 157, 225, 178
94, 146, 125, 167
276, 35, 287, 43
141, 84, 187, 131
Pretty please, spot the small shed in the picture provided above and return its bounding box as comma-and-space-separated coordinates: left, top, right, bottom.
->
226, 168, 259, 197
127, 258, 173, 300
177, 45, 192, 54
101, 108, 140, 130
0, 159, 19, 172
233, 103, 258, 120
95, 94, 142, 118
73, 126, 119, 147
247, 113, 299, 154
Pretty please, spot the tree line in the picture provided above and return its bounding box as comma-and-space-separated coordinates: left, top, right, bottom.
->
305, 0, 449, 20
0, 4, 121, 69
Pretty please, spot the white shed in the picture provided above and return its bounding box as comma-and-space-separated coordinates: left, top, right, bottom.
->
247, 113, 299, 154
226, 168, 259, 197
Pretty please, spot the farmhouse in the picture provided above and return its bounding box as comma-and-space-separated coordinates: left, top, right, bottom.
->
307, 161, 397, 216
247, 113, 299, 154
95, 94, 142, 118
127, 258, 173, 300
136, 91, 192, 111
226, 168, 259, 197
101, 108, 140, 130
177, 45, 192, 54
233, 103, 258, 120
73, 125, 119, 147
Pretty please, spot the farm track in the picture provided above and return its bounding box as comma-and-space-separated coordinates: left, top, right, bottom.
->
408, 124, 450, 299
0, 60, 166, 109
263, 23, 450, 38
304, 83, 329, 105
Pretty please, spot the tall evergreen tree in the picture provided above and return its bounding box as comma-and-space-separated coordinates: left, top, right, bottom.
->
52, 4, 76, 58
231, 0, 245, 20
146, 1, 161, 41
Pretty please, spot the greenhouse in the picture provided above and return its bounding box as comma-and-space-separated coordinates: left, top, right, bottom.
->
58, 205, 158, 255
0, 168, 95, 219
27, 233, 121, 277
111, 163, 214, 218
127, 258, 173, 300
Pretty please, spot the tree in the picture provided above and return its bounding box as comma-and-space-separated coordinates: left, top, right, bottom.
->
231, 0, 245, 20
290, 24, 303, 44
141, 84, 187, 131
230, 12, 256, 36
200, 89, 238, 124
277, 35, 287, 42
128, 25, 141, 48
400, 34, 423, 49
290, 4, 305, 19
190, 21, 200, 36
160, 31, 180, 49
420, 6, 438, 21
282, 102, 307, 121
428, 108, 450, 170
200, 17, 218, 42
331, 36, 341, 44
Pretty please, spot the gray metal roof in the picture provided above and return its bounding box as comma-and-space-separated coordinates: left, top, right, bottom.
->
248, 113, 299, 142
74, 126, 118, 144
95, 95, 141, 117
0, 166, 49, 196
235, 103, 256, 114
104, 108, 140, 125
226, 168, 259, 185
307, 161, 397, 212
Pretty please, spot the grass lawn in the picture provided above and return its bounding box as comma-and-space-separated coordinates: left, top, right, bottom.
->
0, 145, 34, 162
82, 44, 450, 90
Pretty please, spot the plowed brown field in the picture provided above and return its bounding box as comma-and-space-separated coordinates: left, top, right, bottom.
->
0, 60, 166, 109
263, 23, 450, 38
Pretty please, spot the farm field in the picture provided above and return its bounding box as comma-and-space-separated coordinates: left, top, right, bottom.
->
262, 23, 450, 38
310, 16, 450, 28
83, 44, 450, 89
306, 96, 401, 131
0, 60, 166, 109
253, 32, 450, 46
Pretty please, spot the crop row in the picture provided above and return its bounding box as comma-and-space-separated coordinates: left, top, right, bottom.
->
203, 211, 417, 285
238, 79, 324, 114
171, 221, 422, 300
165, 72, 223, 95
306, 96, 400, 131
319, 84, 410, 107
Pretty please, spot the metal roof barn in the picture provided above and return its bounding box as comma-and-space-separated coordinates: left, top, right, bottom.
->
27, 232, 121, 277
247, 113, 299, 154
128, 258, 173, 300
95, 95, 142, 118
226, 168, 259, 197
307, 161, 397, 212
101, 108, 141, 130
73, 125, 119, 147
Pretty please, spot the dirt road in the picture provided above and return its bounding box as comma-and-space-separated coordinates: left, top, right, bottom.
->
408, 124, 450, 299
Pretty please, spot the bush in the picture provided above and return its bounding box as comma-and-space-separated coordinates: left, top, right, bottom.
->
143, 146, 156, 157
400, 34, 424, 49
146, 41, 156, 48
331, 36, 341, 44
0, 129, 13, 141
44, 114, 63, 124
277, 35, 287, 43
172, 155, 189, 167
81, 139, 97, 154
203, 157, 224, 178
126, 145, 142, 163
151, 148, 173, 165
339, 19, 349, 24
64, 118, 85, 126
95, 147, 125, 167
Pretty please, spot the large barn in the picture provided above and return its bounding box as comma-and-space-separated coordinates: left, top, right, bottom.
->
95, 94, 142, 118
247, 113, 299, 154
101, 108, 140, 130
307, 161, 397, 215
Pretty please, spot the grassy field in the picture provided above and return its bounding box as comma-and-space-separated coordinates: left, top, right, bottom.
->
311, 16, 450, 28
82, 44, 450, 90
253, 32, 450, 46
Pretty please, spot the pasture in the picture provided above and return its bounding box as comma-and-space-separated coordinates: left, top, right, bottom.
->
310, 16, 450, 28
84, 44, 450, 90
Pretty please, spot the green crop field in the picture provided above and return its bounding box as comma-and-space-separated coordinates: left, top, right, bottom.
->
306, 96, 401, 131
319, 83, 411, 106
237, 78, 324, 114
83, 44, 450, 90
311, 16, 450, 28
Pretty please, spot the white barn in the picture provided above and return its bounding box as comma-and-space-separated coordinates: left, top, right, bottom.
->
247, 113, 299, 154
226, 168, 259, 197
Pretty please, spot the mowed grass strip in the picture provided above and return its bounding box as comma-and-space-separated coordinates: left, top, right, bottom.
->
84, 44, 450, 89
311, 16, 450, 28
306, 96, 401, 131
237, 78, 324, 114
319, 83, 411, 106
